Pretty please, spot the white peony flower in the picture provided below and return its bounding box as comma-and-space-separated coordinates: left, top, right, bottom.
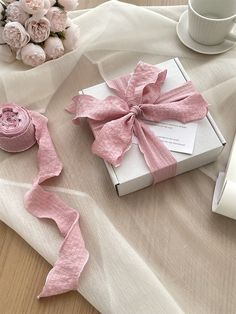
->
3, 22, 30, 49
44, 36, 64, 59
20, 43, 46, 67
63, 23, 80, 51
25, 16, 50, 43
19, 0, 46, 15
46, 7, 67, 32
6, 2, 30, 25
58, 0, 79, 11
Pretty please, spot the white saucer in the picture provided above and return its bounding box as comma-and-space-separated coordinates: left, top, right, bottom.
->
176, 10, 235, 55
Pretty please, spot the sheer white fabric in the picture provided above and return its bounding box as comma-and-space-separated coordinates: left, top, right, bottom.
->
1, 2, 236, 313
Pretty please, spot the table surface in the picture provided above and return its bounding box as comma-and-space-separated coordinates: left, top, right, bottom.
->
0, 1, 187, 313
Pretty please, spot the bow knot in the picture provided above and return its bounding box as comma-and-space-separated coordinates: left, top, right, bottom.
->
130, 105, 142, 117
68, 61, 208, 184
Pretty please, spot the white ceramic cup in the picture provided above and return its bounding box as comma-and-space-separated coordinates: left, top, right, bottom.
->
188, 0, 236, 45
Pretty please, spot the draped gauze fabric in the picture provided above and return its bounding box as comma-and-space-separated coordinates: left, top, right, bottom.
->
0, 2, 236, 314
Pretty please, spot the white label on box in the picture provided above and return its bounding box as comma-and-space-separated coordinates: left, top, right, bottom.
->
133, 120, 198, 155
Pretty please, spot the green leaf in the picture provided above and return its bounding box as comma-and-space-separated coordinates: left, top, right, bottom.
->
50, 32, 59, 38
57, 31, 66, 40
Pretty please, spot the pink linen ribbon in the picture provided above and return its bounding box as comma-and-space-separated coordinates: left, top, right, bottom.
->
68, 62, 208, 183
0, 103, 89, 298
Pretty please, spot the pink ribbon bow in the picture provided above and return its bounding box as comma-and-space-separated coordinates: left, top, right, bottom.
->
68, 62, 208, 183
0, 104, 89, 298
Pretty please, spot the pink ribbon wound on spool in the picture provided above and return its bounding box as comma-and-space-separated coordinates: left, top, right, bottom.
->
0, 103, 89, 298
0, 104, 36, 152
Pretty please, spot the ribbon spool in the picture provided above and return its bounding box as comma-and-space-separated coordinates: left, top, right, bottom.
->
0, 104, 36, 153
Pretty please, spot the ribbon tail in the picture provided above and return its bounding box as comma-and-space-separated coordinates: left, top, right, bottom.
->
24, 111, 89, 298
134, 120, 177, 183
38, 222, 89, 298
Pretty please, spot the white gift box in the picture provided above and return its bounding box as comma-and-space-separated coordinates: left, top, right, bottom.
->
81, 58, 226, 196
